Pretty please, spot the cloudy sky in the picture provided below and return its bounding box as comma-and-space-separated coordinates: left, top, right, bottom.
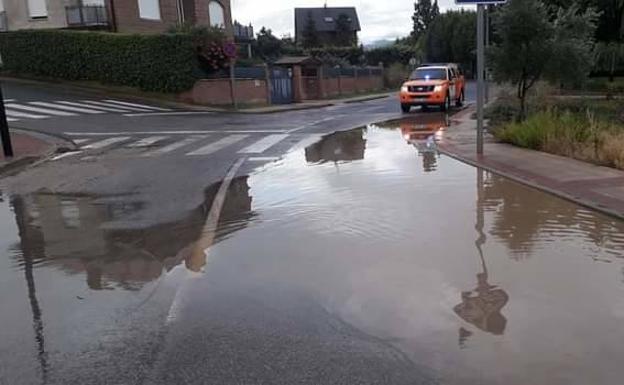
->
232, 0, 467, 43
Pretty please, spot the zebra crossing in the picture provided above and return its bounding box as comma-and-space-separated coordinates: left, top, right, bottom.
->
3, 99, 172, 122
58, 133, 324, 161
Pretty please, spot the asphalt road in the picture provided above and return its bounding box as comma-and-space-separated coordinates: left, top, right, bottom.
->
0, 79, 477, 385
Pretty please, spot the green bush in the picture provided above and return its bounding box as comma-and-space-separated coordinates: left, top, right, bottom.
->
0, 30, 200, 93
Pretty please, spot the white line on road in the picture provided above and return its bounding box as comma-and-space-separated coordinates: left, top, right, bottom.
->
104, 100, 171, 111
51, 151, 83, 161
187, 135, 248, 156
6, 103, 77, 117
73, 139, 91, 145
126, 136, 167, 148
64, 130, 287, 136
286, 116, 342, 134
238, 134, 288, 154
123, 111, 213, 117
82, 136, 131, 150
6, 117, 18, 122
4, 99, 15, 103
56, 101, 129, 113
29, 101, 105, 114
142, 136, 207, 157
81, 100, 149, 111
248, 156, 280, 162
5, 110, 49, 119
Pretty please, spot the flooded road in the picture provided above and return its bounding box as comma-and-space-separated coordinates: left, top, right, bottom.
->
2, 117, 624, 384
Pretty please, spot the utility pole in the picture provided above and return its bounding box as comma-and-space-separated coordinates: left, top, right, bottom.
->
0, 83, 14, 158
476, 4, 485, 155
484, 5, 490, 104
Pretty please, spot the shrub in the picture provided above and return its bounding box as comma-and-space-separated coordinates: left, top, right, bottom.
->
0, 30, 201, 93
384, 63, 410, 88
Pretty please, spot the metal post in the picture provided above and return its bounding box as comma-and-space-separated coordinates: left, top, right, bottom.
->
484, 5, 490, 104
476, 4, 485, 156
0, 84, 14, 158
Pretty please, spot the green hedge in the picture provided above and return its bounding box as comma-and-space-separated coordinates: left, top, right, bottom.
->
0, 30, 199, 93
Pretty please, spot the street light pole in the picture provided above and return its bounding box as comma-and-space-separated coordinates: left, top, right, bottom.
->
0, 83, 14, 158
476, 4, 485, 155
485, 5, 490, 104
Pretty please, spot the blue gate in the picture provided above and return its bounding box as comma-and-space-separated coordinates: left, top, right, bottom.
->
270, 67, 293, 104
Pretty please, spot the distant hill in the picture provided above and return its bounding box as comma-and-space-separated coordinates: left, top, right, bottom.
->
363, 39, 394, 49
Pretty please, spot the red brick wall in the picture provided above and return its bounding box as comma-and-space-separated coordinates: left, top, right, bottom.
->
179, 79, 269, 106
312, 75, 383, 100
109, 0, 178, 33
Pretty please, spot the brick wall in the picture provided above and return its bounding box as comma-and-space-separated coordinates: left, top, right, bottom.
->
109, 0, 177, 33
4, 0, 71, 31
179, 78, 269, 106
301, 74, 383, 101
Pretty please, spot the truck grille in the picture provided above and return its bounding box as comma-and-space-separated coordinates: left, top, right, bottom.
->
408, 85, 434, 93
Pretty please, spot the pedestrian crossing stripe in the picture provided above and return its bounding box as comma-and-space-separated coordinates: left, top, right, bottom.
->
66, 134, 323, 159
2, 99, 174, 122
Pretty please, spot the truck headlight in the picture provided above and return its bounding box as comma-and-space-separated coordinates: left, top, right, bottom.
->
401, 86, 409, 93
434, 85, 444, 93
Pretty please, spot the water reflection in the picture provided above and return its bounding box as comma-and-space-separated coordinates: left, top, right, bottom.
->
9, 177, 254, 291
305, 128, 366, 164
454, 169, 509, 341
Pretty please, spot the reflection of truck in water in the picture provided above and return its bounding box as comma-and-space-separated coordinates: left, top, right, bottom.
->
399, 116, 449, 172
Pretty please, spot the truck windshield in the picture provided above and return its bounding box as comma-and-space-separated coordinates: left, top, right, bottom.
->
410, 68, 447, 80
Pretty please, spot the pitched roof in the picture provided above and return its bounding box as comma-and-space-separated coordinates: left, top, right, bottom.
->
294, 7, 361, 36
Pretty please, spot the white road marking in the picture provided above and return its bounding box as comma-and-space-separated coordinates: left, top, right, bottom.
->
187, 135, 248, 156
73, 139, 91, 145
29, 101, 105, 114
104, 100, 171, 111
126, 136, 167, 148
5, 110, 48, 119
4, 99, 16, 102
288, 134, 323, 152
238, 134, 288, 154
123, 111, 213, 117
286, 116, 341, 134
64, 130, 285, 136
81, 100, 148, 111
56, 101, 128, 113
6, 117, 18, 122
6, 103, 77, 117
248, 157, 280, 162
82, 136, 131, 150
51, 151, 83, 161
142, 136, 207, 157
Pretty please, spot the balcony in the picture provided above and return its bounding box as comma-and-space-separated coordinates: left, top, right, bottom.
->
66, 5, 109, 28
0, 11, 7, 32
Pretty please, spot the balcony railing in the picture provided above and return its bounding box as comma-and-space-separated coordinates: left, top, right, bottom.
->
66, 5, 109, 27
0, 11, 8, 32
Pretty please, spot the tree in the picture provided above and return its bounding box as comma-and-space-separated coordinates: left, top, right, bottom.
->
253, 27, 282, 62
412, 0, 440, 41
302, 12, 320, 48
425, 10, 476, 73
489, 0, 597, 120
335, 13, 355, 47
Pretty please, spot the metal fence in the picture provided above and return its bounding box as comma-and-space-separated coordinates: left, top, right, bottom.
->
66, 5, 109, 27
323, 66, 383, 78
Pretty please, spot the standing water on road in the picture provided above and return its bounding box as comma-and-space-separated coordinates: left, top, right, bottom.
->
2, 118, 624, 384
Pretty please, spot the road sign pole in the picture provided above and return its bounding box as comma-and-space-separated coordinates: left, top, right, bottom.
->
0, 83, 13, 158
484, 5, 490, 104
476, 4, 485, 156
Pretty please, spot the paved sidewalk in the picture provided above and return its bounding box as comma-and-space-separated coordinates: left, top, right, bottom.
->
0, 129, 70, 175
440, 106, 624, 220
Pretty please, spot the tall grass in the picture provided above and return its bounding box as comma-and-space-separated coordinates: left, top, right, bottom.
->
493, 108, 624, 170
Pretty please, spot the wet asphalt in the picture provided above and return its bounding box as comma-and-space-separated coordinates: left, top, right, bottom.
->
3, 82, 624, 385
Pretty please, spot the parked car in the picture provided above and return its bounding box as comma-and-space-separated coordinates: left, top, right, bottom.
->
399, 63, 465, 113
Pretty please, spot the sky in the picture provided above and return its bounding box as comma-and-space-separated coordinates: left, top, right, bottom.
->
231, 0, 467, 44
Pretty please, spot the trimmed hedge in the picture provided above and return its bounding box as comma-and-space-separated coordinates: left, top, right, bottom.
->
0, 30, 199, 93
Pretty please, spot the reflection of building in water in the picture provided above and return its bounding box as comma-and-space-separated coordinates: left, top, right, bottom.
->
305, 129, 366, 163
10, 177, 254, 291
455, 169, 509, 342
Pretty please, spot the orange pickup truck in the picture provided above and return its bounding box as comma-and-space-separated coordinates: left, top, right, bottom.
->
399, 63, 465, 113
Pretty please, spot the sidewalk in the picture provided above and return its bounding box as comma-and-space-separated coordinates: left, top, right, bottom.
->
440, 106, 624, 220
0, 129, 71, 175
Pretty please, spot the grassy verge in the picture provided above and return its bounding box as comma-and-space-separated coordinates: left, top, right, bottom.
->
489, 92, 624, 169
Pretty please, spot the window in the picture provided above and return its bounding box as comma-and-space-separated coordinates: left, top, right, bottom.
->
208, 1, 225, 27
138, 0, 161, 20
27, 0, 48, 19
409, 68, 447, 81
83, 0, 105, 5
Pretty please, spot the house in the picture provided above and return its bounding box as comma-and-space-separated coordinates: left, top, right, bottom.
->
294, 6, 360, 47
0, 0, 233, 35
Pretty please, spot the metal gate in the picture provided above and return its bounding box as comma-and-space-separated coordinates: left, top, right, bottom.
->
270, 67, 293, 104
